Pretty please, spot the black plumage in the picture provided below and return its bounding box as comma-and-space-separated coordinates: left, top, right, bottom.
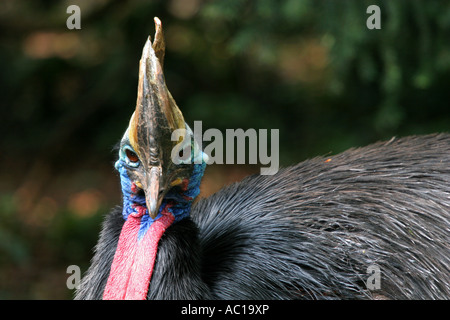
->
76, 133, 450, 299
76, 19, 449, 300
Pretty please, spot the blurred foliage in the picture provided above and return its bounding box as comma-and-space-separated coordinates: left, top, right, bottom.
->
0, 0, 449, 298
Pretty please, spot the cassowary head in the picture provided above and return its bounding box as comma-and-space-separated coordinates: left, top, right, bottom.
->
103, 21, 209, 299
115, 18, 207, 219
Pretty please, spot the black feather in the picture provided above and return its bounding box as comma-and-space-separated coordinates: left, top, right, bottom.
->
76, 133, 450, 299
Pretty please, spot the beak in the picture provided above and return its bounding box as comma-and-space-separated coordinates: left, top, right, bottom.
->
145, 166, 164, 219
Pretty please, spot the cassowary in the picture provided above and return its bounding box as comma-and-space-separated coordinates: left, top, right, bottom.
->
75, 18, 450, 300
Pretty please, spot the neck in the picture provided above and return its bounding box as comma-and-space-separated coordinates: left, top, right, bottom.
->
103, 161, 206, 300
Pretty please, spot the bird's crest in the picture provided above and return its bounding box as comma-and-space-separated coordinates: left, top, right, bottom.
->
128, 17, 185, 158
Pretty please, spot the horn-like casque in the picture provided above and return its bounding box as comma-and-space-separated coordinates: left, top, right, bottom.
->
128, 17, 185, 158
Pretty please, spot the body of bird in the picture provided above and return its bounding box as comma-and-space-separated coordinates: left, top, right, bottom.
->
75, 19, 450, 300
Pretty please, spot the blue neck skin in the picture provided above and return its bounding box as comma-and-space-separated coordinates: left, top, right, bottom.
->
114, 160, 206, 241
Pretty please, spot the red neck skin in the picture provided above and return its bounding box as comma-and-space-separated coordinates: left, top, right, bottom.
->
103, 204, 174, 300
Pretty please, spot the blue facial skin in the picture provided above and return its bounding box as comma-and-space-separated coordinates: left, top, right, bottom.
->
115, 156, 206, 241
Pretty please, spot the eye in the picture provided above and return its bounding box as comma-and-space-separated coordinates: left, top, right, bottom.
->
126, 149, 139, 163
178, 145, 191, 162
121, 145, 140, 168
178, 147, 188, 159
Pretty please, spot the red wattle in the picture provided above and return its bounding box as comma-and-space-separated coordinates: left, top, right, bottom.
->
103, 214, 141, 299
103, 205, 175, 300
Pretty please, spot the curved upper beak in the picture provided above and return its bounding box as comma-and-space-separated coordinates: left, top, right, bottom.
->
145, 166, 163, 219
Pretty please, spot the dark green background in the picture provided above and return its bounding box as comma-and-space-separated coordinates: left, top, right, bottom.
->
0, 0, 449, 298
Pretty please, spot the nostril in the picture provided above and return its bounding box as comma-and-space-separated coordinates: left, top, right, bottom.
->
137, 189, 145, 198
